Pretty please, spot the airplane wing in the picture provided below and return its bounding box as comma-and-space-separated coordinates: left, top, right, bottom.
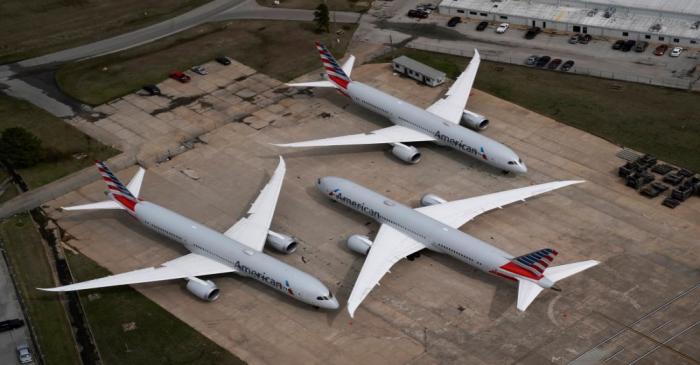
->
425, 49, 481, 124
415, 181, 584, 229
223, 157, 286, 252
39, 253, 234, 292
273, 125, 435, 148
347, 224, 426, 318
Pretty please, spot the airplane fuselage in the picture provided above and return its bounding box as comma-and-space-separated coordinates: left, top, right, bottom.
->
130, 201, 337, 307
345, 82, 526, 173
318, 177, 550, 286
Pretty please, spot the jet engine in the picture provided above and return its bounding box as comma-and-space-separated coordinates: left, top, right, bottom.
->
460, 110, 489, 131
391, 143, 421, 164
186, 278, 220, 301
347, 234, 372, 256
266, 230, 298, 254
420, 193, 447, 207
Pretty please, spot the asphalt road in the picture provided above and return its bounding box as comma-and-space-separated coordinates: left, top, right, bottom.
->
0, 0, 360, 118
0, 250, 33, 365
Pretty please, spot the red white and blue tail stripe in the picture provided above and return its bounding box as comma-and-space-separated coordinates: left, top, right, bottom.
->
96, 161, 138, 211
512, 248, 558, 277
316, 42, 351, 89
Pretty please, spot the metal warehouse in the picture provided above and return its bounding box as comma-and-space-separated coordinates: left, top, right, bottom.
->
392, 56, 446, 87
439, 0, 700, 46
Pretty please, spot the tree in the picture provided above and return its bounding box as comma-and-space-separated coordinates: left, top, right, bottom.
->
0, 127, 42, 168
314, 3, 330, 33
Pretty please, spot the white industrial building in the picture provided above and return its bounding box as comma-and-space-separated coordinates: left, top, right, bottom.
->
439, 0, 700, 46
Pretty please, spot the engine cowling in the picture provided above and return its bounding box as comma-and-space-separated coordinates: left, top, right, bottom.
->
391, 143, 421, 164
266, 230, 298, 254
347, 234, 372, 256
186, 278, 220, 301
460, 110, 489, 131
420, 193, 447, 206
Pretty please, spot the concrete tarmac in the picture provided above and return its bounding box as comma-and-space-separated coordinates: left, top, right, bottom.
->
44, 62, 700, 364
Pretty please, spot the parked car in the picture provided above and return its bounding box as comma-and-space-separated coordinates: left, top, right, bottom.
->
561, 60, 575, 71
495, 23, 509, 34
670, 46, 684, 57
215, 56, 232, 65
524, 27, 541, 39
417, 3, 436, 10
525, 55, 539, 65
16, 343, 32, 364
612, 40, 625, 50
416, 6, 432, 14
654, 44, 669, 56
547, 58, 562, 70
578, 34, 592, 44
633, 41, 648, 52
0, 318, 24, 332
169, 71, 191, 83
476, 21, 489, 31
535, 55, 551, 67
407, 9, 428, 18
191, 65, 207, 75
447, 17, 461, 27
568, 34, 580, 44
621, 40, 636, 52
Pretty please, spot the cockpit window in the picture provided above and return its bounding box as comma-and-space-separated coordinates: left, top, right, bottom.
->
507, 161, 516, 165
317, 296, 329, 300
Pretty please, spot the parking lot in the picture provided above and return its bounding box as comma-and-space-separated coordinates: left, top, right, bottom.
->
0, 253, 33, 365
355, 0, 699, 89
45, 59, 700, 364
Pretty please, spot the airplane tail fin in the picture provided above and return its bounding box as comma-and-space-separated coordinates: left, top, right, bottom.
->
511, 248, 559, 277
286, 42, 354, 90
62, 162, 144, 212
515, 259, 599, 311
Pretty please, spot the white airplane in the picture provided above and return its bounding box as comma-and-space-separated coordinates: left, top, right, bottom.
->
40, 159, 339, 310
316, 176, 599, 317
274, 42, 526, 174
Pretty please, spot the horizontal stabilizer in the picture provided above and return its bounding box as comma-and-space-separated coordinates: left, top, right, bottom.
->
286, 81, 337, 88
516, 279, 544, 311
62, 200, 123, 211
544, 260, 600, 283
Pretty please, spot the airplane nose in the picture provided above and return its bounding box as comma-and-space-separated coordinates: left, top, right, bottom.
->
326, 296, 340, 310
519, 163, 528, 174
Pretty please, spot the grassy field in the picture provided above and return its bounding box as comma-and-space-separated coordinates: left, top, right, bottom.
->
67, 253, 245, 365
374, 48, 700, 171
57, 20, 357, 106
0, 95, 118, 189
0, 214, 81, 365
256, 0, 370, 12
0, 0, 210, 64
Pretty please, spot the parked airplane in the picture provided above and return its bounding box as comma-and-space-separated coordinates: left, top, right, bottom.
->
274, 42, 526, 174
40, 159, 339, 310
316, 176, 598, 317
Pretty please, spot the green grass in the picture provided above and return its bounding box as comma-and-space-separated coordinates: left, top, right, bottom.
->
56, 20, 357, 106
66, 253, 245, 365
374, 48, 700, 171
0, 214, 82, 365
0, 95, 118, 189
0, 0, 210, 64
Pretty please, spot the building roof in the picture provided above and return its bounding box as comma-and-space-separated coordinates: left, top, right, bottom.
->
440, 0, 700, 40
392, 56, 446, 79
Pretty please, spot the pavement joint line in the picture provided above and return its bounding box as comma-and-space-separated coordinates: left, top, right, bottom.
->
570, 282, 700, 363
627, 320, 700, 365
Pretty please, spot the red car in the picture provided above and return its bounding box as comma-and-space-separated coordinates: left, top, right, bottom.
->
169, 71, 191, 83
654, 44, 669, 56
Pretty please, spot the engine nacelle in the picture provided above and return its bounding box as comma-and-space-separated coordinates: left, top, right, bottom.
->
266, 230, 298, 254
347, 234, 372, 256
391, 143, 421, 164
186, 278, 220, 301
460, 110, 489, 131
420, 193, 447, 207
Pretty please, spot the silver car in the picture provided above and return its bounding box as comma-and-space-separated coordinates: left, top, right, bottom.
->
191, 65, 208, 75
17, 343, 33, 364
525, 55, 539, 65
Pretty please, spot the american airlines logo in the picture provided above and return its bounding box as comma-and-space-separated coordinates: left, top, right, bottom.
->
434, 131, 487, 160
234, 261, 284, 291
331, 190, 389, 222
